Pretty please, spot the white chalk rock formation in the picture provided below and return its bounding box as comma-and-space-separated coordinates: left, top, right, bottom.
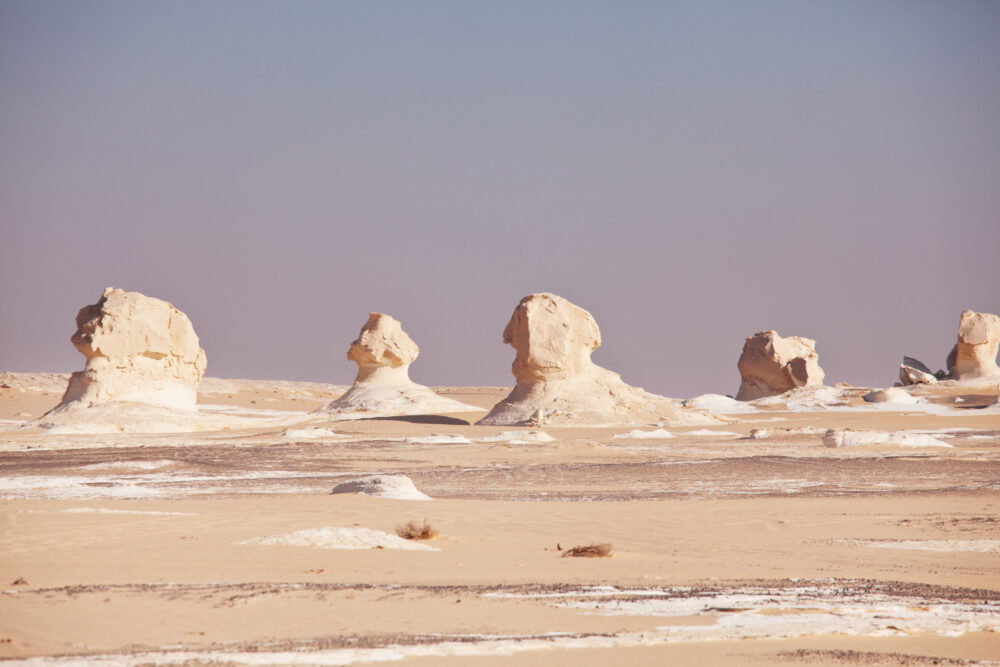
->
684, 393, 756, 414
478, 293, 720, 426
315, 313, 479, 418
330, 474, 431, 500
736, 330, 825, 401
53, 288, 206, 411
899, 356, 938, 385
862, 387, 919, 404
29, 288, 230, 434
823, 428, 951, 448
946, 310, 1000, 381
240, 527, 437, 550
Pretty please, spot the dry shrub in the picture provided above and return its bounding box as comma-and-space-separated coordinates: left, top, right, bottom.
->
396, 519, 438, 541
561, 543, 612, 558
562, 543, 613, 558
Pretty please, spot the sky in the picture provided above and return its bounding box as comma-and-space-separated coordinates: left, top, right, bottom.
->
1, 0, 998, 397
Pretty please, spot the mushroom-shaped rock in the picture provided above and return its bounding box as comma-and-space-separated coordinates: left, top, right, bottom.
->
736, 330, 825, 401
315, 313, 480, 418
477, 293, 719, 426
53, 287, 207, 411
347, 312, 419, 382
946, 310, 1000, 381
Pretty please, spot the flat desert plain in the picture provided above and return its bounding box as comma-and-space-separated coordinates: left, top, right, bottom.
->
1, 374, 999, 665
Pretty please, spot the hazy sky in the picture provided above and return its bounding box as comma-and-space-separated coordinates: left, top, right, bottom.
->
2, 0, 998, 397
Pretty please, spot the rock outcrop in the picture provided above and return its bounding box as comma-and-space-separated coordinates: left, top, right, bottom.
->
898, 356, 939, 385
736, 330, 825, 401
862, 387, 919, 404
53, 287, 207, 411
946, 310, 1000, 381
330, 475, 431, 500
477, 293, 719, 426
28, 288, 230, 433
315, 312, 479, 418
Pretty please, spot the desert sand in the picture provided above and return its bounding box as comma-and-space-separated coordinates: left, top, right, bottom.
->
1, 369, 999, 666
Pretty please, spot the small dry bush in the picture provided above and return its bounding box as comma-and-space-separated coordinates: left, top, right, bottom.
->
561, 543, 612, 558
396, 519, 438, 541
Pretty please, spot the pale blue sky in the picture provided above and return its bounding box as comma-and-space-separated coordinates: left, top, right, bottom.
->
2, 1, 998, 396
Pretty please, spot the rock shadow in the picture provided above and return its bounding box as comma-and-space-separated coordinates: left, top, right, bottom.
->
363, 415, 472, 426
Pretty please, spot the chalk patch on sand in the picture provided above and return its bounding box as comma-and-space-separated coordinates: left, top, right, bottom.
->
240, 527, 438, 551
849, 539, 1000, 553
0, 476, 166, 500
80, 460, 176, 471
754, 386, 845, 410
197, 404, 310, 418
682, 429, 742, 438
42, 422, 194, 435
684, 394, 755, 414
404, 434, 472, 445
0, 470, 338, 500
480, 431, 556, 444
281, 427, 343, 439
612, 428, 675, 440
551, 586, 1000, 640
19, 507, 197, 516
823, 429, 953, 448
746, 427, 827, 439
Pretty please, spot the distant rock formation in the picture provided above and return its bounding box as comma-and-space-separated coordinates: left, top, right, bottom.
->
478, 293, 719, 426
736, 330, 825, 401
946, 310, 1000, 381
53, 287, 207, 412
898, 356, 939, 385
315, 312, 480, 418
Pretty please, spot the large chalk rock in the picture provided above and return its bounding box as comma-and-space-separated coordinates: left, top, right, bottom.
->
315, 313, 480, 418
736, 330, 825, 401
55, 287, 207, 411
28, 288, 223, 433
478, 293, 719, 426
946, 310, 1000, 381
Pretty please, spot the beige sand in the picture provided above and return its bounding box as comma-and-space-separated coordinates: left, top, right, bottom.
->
1, 374, 998, 665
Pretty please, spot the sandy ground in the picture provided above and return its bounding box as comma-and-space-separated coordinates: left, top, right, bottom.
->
1, 374, 999, 665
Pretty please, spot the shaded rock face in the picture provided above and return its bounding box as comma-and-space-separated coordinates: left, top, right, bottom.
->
330, 475, 431, 500
947, 310, 1000, 381
898, 356, 939, 385
316, 313, 479, 418
55, 287, 207, 411
736, 330, 825, 401
478, 293, 718, 426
